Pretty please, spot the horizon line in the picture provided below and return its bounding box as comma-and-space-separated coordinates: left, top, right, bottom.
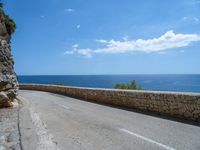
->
17, 74, 200, 76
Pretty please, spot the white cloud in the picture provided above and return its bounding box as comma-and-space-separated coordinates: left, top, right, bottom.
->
64, 30, 200, 57
65, 8, 75, 12
75, 49, 92, 58
64, 51, 75, 55
182, 16, 199, 23
72, 44, 79, 49
64, 44, 91, 58
64, 48, 92, 58
123, 36, 129, 41
76, 25, 81, 29
95, 39, 107, 43
193, 17, 199, 22
158, 51, 167, 55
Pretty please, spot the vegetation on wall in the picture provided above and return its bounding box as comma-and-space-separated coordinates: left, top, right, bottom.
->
115, 80, 142, 90
0, 2, 16, 35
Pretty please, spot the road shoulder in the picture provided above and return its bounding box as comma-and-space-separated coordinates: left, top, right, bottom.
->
0, 99, 21, 149
18, 96, 38, 150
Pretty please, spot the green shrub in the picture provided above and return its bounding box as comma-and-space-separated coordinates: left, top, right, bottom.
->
0, 2, 16, 35
115, 80, 142, 90
4, 13, 16, 35
57, 83, 67, 86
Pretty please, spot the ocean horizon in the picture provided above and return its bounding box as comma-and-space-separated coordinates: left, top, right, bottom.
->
18, 74, 200, 93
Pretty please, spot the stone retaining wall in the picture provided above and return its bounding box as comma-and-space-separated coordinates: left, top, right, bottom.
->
19, 84, 200, 122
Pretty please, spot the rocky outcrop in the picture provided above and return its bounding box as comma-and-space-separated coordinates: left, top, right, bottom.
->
0, 6, 18, 108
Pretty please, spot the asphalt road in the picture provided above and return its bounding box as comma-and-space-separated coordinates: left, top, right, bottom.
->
18, 90, 200, 150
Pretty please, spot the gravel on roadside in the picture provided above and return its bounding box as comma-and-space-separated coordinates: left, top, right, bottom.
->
0, 100, 22, 150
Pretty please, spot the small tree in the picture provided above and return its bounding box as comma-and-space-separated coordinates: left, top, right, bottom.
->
115, 80, 142, 90
130, 80, 137, 89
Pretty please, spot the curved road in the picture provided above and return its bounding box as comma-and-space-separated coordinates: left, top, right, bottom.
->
18, 90, 200, 150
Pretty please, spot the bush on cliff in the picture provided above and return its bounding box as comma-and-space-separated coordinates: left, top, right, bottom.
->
115, 80, 142, 90
0, 2, 16, 35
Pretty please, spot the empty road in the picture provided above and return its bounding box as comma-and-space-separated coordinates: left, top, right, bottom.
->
18, 90, 200, 150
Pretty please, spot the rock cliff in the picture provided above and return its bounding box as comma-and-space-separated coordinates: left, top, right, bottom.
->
0, 5, 18, 108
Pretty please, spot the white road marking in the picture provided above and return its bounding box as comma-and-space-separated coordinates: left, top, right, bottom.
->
54, 102, 71, 110
119, 128, 176, 150
29, 107, 60, 150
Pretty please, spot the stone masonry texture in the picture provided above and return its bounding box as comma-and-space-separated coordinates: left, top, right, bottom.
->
20, 84, 200, 122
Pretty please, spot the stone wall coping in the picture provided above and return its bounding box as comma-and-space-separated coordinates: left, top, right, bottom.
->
19, 84, 200, 96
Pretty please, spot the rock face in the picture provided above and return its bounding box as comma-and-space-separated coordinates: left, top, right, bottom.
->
0, 7, 18, 108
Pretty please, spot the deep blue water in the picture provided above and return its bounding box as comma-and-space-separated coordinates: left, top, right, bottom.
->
18, 75, 200, 93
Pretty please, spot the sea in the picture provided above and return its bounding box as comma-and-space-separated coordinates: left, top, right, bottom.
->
18, 74, 200, 93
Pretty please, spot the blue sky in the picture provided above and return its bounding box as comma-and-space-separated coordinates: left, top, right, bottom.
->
4, 0, 200, 75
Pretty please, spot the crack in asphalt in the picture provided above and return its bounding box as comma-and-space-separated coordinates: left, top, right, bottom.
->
17, 98, 24, 150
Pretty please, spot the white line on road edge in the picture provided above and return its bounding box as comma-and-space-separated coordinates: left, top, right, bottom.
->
119, 128, 176, 150
29, 107, 60, 150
